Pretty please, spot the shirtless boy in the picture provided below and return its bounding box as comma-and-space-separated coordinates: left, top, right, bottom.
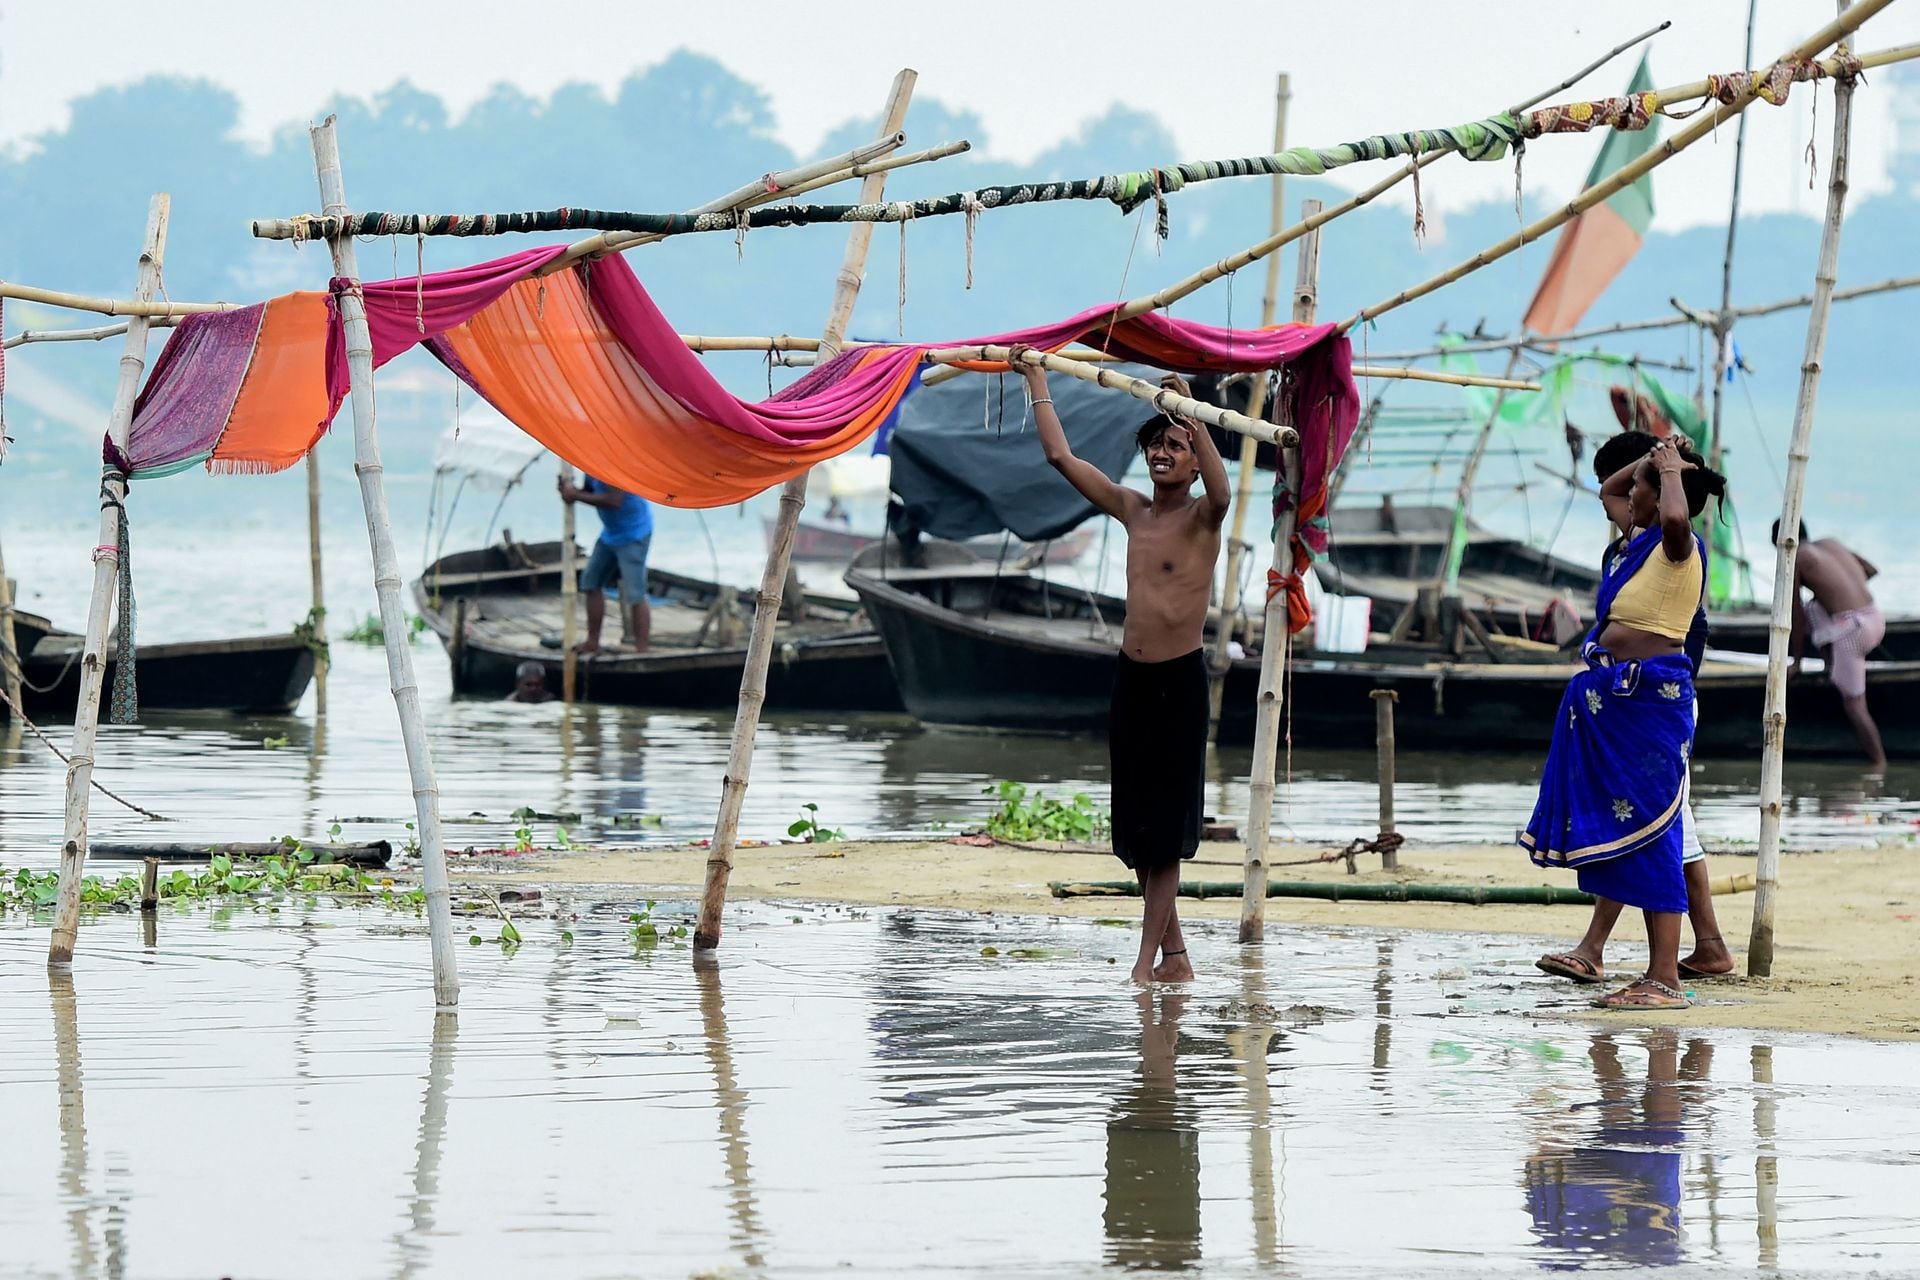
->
1775, 519, 1886, 768
1011, 344, 1230, 984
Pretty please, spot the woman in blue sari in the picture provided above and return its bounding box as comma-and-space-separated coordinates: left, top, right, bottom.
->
1521, 434, 1727, 1010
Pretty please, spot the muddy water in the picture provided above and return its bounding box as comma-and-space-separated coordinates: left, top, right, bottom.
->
2, 901, 1916, 1278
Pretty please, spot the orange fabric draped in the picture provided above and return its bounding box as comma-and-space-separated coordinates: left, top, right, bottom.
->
212, 291, 336, 473
437, 270, 919, 506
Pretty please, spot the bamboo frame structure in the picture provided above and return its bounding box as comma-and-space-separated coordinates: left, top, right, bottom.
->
310, 117, 461, 1010
49, 194, 169, 967
1345, 0, 1896, 333
1212, 73, 1290, 736
695, 69, 918, 952
1241, 199, 1321, 945
1751, 7, 1859, 979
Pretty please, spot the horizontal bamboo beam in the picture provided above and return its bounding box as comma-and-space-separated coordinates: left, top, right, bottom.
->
1346, 0, 1895, 332
1727, 271, 1920, 320
249, 133, 929, 244
2, 315, 183, 349
0, 280, 235, 319
924, 343, 1297, 447
1350, 365, 1539, 390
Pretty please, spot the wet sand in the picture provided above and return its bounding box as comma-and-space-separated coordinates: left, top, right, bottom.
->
487, 838, 1920, 1042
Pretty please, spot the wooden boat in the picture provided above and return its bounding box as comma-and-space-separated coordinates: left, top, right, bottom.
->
413, 538, 901, 711
7, 609, 316, 719
1318, 499, 1920, 658
775, 515, 1098, 567
846, 544, 1920, 758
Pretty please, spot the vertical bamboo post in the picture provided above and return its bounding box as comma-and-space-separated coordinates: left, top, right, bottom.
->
1708, 0, 1762, 475
695, 69, 917, 951
311, 116, 460, 1009
1750, 6, 1855, 979
138, 856, 159, 912
1209, 73, 1290, 737
558, 461, 579, 703
48, 194, 168, 968
1239, 200, 1321, 944
1370, 688, 1398, 870
306, 452, 328, 716
0, 537, 21, 715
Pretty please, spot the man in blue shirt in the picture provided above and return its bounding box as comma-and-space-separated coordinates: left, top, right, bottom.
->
559, 473, 653, 654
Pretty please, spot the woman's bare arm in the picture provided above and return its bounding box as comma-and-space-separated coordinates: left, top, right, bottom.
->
1598, 456, 1638, 532
1650, 437, 1695, 563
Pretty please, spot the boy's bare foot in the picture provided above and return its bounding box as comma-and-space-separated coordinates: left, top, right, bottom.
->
1129, 963, 1155, 985
1152, 948, 1194, 983
575, 639, 602, 655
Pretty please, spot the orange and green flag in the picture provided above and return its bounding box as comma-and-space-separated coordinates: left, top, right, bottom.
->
1523, 54, 1659, 337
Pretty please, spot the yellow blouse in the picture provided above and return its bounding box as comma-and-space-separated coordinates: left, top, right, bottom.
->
1608, 535, 1703, 640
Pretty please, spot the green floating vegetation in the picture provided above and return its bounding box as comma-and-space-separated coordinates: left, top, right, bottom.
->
1, 844, 426, 915
984, 781, 1109, 842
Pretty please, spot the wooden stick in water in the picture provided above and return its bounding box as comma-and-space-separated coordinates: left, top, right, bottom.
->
307, 449, 328, 717
1752, 4, 1859, 979
48, 194, 169, 968
310, 116, 461, 1011
1241, 198, 1322, 945
696, 69, 919, 952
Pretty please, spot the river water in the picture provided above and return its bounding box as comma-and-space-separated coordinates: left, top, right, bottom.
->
2, 899, 1915, 1278
3, 472, 1919, 863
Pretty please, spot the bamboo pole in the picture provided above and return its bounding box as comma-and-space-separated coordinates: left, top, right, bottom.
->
1347, 0, 1895, 332
558, 460, 579, 703
927, 344, 1294, 446
695, 69, 918, 952
1709, 0, 1762, 474
1240, 200, 1321, 945
529, 135, 907, 276
1730, 272, 1920, 320
1751, 7, 1858, 980
1212, 73, 1291, 737
306, 450, 328, 717
48, 194, 168, 968
0, 537, 19, 717
0, 280, 230, 318
2, 316, 182, 349
310, 116, 460, 1010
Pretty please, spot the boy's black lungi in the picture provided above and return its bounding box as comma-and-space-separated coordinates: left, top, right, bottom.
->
1108, 648, 1207, 870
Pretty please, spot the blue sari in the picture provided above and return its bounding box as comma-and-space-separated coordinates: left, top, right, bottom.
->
1519, 528, 1700, 914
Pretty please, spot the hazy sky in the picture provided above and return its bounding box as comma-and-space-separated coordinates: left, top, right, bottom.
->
2, 1, 1916, 234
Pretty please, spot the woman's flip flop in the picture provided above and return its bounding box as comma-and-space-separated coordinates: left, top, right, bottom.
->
1536, 952, 1605, 984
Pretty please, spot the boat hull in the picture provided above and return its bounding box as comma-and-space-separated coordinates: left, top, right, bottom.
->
849, 564, 1920, 758
13, 633, 317, 719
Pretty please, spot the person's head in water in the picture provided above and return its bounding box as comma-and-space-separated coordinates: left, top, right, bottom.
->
512, 661, 552, 703
1593, 428, 1659, 484
1626, 437, 1727, 528
1771, 518, 1810, 546
1136, 416, 1202, 491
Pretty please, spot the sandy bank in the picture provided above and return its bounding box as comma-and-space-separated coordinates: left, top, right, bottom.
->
471, 837, 1920, 1042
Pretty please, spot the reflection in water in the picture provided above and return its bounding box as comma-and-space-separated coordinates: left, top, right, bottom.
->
695, 955, 768, 1272
1524, 1030, 1714, 1268
1372, 936, 1394, 1088
1229, 948, 1282, 1267
50, 971, 107, 1280
392, 1012, 457, 1280
1753, 1044, 1779, 1269
1105, 990, 1201, 1271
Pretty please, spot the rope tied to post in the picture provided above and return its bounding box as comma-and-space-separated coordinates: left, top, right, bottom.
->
95, 450, 138, 724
